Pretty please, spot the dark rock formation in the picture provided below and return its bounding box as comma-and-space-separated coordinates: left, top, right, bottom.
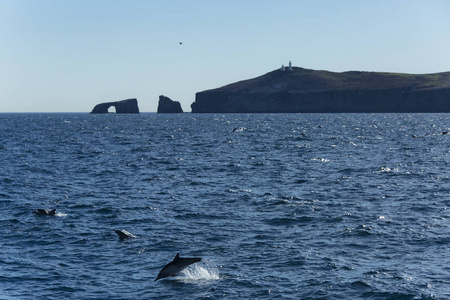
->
91, 98, 139, 113
191, 67, 450, 113
157, 95, 183, 113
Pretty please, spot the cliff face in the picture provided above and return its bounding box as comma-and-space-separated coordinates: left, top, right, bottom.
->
191, 67, 450, 113
157, 95, 183, 113
91, 98, 139, 113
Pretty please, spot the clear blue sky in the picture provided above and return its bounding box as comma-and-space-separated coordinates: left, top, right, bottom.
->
1, 0, 449, 112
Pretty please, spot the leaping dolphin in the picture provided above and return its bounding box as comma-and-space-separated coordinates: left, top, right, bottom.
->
154, 253, 202, 281
32, 209, 56, 216
113, 229, 136, 239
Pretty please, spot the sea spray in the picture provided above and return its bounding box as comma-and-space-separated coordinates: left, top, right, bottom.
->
179, 260, 220, 283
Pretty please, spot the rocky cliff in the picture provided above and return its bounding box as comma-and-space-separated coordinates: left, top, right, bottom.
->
91, 98, 139, 113
157, 95, 183, 113
191, 67, 450, 113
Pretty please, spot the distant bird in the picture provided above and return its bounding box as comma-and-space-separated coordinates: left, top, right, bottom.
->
179, 42, 183, 45
33, 209, 56, 216
114, 229, 136, 240
154, 253, 202, 281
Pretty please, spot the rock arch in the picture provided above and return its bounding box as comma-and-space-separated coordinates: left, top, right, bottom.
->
90, 98, 139, 113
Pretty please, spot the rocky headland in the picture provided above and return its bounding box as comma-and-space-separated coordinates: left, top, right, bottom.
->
91, 98, 139, 113
157, 95, 183, 113
191, 67, 450, 113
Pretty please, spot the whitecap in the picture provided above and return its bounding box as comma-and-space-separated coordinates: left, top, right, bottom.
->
312, 158, 330, 163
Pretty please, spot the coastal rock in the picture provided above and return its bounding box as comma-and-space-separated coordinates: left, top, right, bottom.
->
191, 67, 450, 113
157, 95, 183, 113
90, 98, 139, 113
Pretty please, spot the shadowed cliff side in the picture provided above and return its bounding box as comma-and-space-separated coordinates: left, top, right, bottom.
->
91, 98, 139, 113
191, 67, 450, 113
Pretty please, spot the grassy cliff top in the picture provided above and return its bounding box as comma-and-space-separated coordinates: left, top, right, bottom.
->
207, 67, 450, 93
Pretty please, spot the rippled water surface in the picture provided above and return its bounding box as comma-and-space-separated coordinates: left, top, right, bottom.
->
0, 113, 449, 299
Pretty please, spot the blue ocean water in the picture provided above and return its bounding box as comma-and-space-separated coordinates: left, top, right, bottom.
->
0, 113, 449, 299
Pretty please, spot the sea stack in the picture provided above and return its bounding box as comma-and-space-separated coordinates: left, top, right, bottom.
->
157, 95, 184, 113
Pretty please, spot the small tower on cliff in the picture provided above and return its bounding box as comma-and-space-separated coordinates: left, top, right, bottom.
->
281, 64, 285, 71
289, 61, 292, 71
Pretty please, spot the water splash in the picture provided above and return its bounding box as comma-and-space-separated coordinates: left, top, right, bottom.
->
178, 260, 220, 283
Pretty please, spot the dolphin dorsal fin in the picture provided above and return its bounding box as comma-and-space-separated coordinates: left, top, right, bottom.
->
174, 253, 180, 261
